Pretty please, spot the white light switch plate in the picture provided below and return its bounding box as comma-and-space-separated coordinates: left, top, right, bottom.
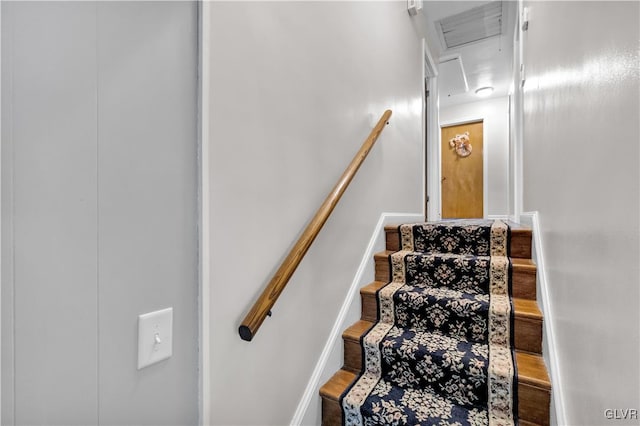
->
138, 307, 173, 369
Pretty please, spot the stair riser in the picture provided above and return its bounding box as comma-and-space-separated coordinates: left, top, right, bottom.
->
321, 383, 548, 426
342, 328, 502, 406
374, 255, 537, 300
343, 339, 363, 374
359, 292, 543, 354
321, 397, 343, 426
360, 294, 378, 324
343, 337, 363, 371
513, 267, 537, 300
343, 335, 543, 385
385, 228, 532, 259
518, 384, 551, 426
515, 317, 543, 354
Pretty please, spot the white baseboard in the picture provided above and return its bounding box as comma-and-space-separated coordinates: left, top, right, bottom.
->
290, 212, 423, 426
487, 214, 510, 220
520, 211, 566, 426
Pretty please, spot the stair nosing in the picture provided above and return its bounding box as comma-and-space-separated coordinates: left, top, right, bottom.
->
513, 298, 543, 320
341, 319, 550, 390
360, 281, 387, 294
375, 250, 536, 264
384, 224, 533, 232
320, 369, 356, 401
360, 282, 542, 321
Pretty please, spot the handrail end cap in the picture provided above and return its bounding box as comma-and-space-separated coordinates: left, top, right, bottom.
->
239, 325, 254, 342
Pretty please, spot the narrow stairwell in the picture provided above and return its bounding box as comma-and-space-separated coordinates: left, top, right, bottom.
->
320, 220, 551, 425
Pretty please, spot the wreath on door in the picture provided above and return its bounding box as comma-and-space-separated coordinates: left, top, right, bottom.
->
449, 132, 472, 157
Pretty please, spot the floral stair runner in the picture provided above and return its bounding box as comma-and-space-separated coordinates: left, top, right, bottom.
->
340, 220, 517, 426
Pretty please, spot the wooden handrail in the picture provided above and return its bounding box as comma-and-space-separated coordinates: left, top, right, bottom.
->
238, 110, 393, 341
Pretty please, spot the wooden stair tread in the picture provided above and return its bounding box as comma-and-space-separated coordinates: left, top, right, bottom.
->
375, 250, 394, 258
383, 223, 532, 231
375, 250, 535, 264
506, 222, 531, 231
343, 319, 372, 340
511, 257, 537, 269
516, 351, 551, 390
360, 280, 387, 295
519, 420, 543, 426
321, 367, 549, 426
384, 225, 533, 259
320, 369, 357, 401
374, 252, 537, 301
342, 319, 549, 390
360, 282, 542, 321
513, 298, 542, 320
321, 357, 550, 398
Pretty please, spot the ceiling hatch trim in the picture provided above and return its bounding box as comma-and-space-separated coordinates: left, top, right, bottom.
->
436, 1, 503, 50
438, 55, 469, 98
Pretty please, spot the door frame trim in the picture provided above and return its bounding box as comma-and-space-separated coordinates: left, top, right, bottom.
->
0, 4, 3, 421
439, 118, 488, 219
422, 38, 440, 221
510, 0, 525, 222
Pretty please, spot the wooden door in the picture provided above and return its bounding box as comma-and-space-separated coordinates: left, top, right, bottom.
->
441, 121, 483, 218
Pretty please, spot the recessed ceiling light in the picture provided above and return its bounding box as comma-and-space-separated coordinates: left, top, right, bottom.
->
475, 87, 494, 97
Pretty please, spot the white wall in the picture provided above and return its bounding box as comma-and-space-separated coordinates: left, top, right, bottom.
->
521, 2, 639, 425
440, 96, 510, 217
2, 2, 199, 424
508, 1, 523, 220
206, 2, 424, 424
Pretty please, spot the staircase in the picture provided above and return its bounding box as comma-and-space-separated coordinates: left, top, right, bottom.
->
320, 221, 551, 425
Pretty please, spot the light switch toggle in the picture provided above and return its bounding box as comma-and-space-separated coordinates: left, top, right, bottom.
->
138, 307, 173, 369
153, 333, 162, 349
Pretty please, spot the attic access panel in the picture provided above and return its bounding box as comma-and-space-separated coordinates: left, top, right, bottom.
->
438, 56, 469, 98
437, 1, 503, 49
